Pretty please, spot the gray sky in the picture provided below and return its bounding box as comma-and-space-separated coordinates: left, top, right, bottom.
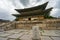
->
0, 0, 60, 21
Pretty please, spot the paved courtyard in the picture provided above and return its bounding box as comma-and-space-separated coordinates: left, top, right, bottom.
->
0, 29, 60, 40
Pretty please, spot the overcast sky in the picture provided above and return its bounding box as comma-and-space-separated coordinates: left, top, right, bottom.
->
0, 0, 60, 21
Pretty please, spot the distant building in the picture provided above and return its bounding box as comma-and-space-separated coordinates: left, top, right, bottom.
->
12, 2, 53, 21
11, 2, 60, 30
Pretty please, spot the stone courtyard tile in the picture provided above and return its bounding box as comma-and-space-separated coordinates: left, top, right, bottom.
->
5, 29, 21, 34
7, 32, 26, 39
7, 38, 16, 40
41, 36, 52, 40
51, 37, 60, 40
20, 31, 32, 40
0, 32, 12, 37
5, 29, 28, 34
0, 29, 60, 40
42, 30, 60, 36
20, 34, 32, 40
0, 37, 8, 40
54, 30, 60, 35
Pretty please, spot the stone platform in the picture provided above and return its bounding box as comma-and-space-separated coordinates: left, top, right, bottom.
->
0, 29, 60, 40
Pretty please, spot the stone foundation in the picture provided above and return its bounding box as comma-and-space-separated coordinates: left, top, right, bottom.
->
0, 19, 60, 31
15, 19, 60, 30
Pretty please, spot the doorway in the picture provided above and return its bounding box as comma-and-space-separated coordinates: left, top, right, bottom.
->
28, 18, 31, 21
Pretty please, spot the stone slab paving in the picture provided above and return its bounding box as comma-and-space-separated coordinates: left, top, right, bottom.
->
0, 37, 8, 40
5, 29, 25, 34
20, 31, 32, 40
41, 36, 52, 40
0, 32, 12, 37
51, 37, 60, 40
0, 29, 60, 40
8, 31, 28, 38
42, 30, 60, 36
